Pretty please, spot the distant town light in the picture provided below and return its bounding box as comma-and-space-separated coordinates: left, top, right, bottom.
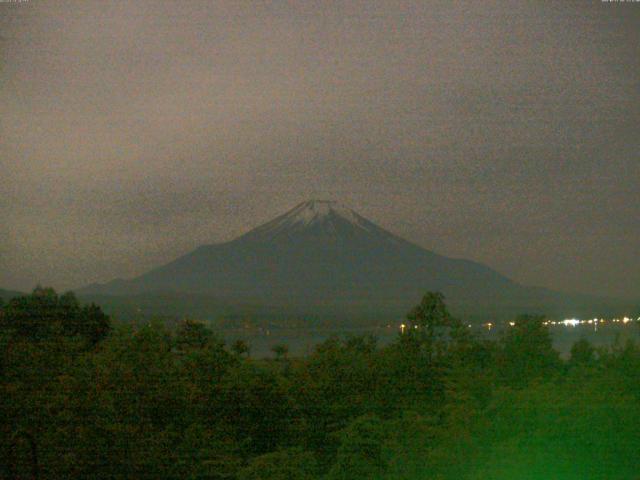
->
562, 319, 580, 327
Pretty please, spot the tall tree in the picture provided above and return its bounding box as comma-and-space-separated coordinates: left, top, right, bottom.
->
497, 314, 560, 387
0, 287, 110, 346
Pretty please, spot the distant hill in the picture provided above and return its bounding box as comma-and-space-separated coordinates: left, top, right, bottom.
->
79, 200, 632, 322
0, 288, 24, 302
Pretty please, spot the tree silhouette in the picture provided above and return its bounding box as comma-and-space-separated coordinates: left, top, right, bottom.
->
271, 344, 289, 361
497, 314, 560, 387
231, 339, 250, 357
1, 287, 110, 345
175, 319, 213, 350
570, 338, 596, 366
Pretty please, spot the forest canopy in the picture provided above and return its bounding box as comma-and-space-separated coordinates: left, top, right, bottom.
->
1, 288, 639, 479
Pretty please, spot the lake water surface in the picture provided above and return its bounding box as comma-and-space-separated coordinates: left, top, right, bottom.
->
223, 323, 640, 359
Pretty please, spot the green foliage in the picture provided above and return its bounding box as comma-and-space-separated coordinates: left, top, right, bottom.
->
1, 289, 639, 479
327, 415, 389, 479
468, 378, 640, 479
231, 338, 251, 357
287, 334, 382, 465
175, 318, 215, 350
1, 287, 110, 345
238, 448, 318, 480
405, 292, 453, 345
496, 314, 560, 387
220, 362, 293, 456
570, 337, 596, 366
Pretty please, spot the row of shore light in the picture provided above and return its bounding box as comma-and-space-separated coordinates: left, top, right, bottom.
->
399, 317, 639, 333
542, 317, 638, 327
479, 316, 639, 330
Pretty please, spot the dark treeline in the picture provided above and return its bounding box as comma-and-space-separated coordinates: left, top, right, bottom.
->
1, 288, 639, 479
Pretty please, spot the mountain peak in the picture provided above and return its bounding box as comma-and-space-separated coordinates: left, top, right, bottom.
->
239, 200, 374, 242
289, 200, 357, 225
78, 200, 610, 322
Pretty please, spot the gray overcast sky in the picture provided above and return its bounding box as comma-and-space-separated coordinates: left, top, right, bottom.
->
1, 1, 639, 299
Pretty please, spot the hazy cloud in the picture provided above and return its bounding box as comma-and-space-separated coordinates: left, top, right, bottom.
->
2, 0, 639, 298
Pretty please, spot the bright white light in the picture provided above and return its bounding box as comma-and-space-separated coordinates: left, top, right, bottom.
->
562, 319, 580, 327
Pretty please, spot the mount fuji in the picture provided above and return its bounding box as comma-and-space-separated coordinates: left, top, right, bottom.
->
79, 200, 614, 321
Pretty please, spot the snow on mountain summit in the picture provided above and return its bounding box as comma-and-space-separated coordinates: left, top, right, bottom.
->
239, 200, 375, 242
286, 200, 361, 226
